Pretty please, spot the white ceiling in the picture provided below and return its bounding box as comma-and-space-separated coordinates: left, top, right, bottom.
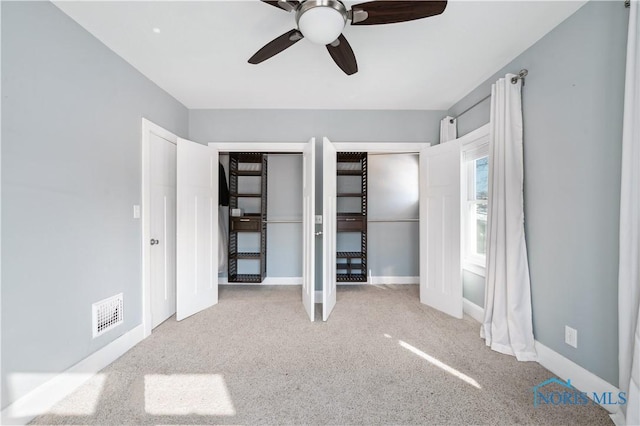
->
53, 0, 586, 110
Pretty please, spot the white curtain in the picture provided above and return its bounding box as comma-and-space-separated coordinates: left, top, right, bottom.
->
613, 2, 640, 425
481, 74, 537, 361
440, 116, 457, 143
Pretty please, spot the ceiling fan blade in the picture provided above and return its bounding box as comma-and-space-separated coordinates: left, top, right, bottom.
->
326, 34, 358, 76
350, 1, 447, 25
248, 29, 304, 64
260, 0, 299, 12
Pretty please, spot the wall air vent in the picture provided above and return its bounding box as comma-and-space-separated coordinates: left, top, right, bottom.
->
92, 293, 123, 338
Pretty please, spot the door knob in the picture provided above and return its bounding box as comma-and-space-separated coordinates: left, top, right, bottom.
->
150, 239, 159, 245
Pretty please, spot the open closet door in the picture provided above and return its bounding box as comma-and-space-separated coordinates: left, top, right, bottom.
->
176, 138, 219, 321
419, 141, 463, 319
322, 137, 337, 321
302, 138, 316, 321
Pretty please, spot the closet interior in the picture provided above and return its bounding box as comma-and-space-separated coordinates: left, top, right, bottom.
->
336, 152, 368, 282
217, 149, 418, 286
365, 152, 420, 282
219, 152, 303, 284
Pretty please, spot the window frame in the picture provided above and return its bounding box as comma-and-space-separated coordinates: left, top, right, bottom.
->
461, 132, 490, 277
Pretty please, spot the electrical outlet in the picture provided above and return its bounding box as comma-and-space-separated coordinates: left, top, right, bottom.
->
133, 204, 141, 219
315, 215, 323, 224
565, 325, 578, 348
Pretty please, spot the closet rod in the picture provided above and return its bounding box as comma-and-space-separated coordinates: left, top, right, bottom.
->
368, 219, 419, 223
367, 152, 419, 156
450, 69, 528, 123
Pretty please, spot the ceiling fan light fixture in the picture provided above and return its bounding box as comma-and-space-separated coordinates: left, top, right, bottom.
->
254, 0, 448, 75
296, 0, 346, 45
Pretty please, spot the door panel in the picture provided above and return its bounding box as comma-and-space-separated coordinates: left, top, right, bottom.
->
150, 134, 176, 328
322, 138, 337, 321
302, 138, 316, 321
419, 141, 463, 318
176, 138, 218, 321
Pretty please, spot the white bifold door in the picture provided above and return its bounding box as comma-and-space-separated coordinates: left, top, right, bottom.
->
419, 140, 463, 318
176, 138, 220, 321
322, 138, 337, 321
302, 138, 316, 321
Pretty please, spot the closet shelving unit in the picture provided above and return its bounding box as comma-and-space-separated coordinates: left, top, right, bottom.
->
228, 153, 267, 283
336, 152, 367, 282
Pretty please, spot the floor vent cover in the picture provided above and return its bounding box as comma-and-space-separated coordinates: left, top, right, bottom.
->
92, 293, 123, 338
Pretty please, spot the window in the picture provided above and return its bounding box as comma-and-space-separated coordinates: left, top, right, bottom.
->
463, 141, 489, 275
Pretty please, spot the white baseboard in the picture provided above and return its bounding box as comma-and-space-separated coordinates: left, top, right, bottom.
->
218, 276, 302, 285
534, 340, 620, 413
610, 410, 625, 426
219, 277, 416, 287
463, 299, 484, 323
1, 324, 145, 425
315, 290, 322, 303
369, 276, 419, 285
465, 310, 621, 415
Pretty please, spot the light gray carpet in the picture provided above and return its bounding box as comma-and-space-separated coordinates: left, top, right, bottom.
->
31, 285, 612, 425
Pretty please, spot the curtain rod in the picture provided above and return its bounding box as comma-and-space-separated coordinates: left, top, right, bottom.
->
450, 69, 528, 123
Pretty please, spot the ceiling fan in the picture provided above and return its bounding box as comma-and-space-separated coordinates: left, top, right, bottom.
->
248, 0, 448, 75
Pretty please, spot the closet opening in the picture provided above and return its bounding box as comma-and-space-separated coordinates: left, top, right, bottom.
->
335, 152, 420, 287
217, 152, 305, 287
324, 139, 462, 321
322, 140, 432, 321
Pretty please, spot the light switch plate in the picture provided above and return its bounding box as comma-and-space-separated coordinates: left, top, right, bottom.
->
133, 205, 141, 219
315, 215, 323, 224
565, 325, 577, 348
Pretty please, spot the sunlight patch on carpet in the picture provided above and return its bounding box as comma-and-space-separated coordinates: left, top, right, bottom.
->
6, 372, 106, 417
49, 374, 107, 415
398, 340, 482, 389
144, 374, 236, 416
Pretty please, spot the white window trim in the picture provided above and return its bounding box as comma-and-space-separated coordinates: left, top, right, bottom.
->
460, 124, 490, 277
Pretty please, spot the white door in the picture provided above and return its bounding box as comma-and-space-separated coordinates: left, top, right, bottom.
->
302, 138, 316, 321
176, 138, 219, 321
322, 138, 337, 321
150, 133, 177, 328
419, 141, 463, 318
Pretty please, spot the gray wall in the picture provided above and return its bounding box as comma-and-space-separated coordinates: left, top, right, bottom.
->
449, 1, 628, 386
189, 109, 443, 144
190, 109, 443, 288
463, 270, 485, 308
1, 1, 188, 408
